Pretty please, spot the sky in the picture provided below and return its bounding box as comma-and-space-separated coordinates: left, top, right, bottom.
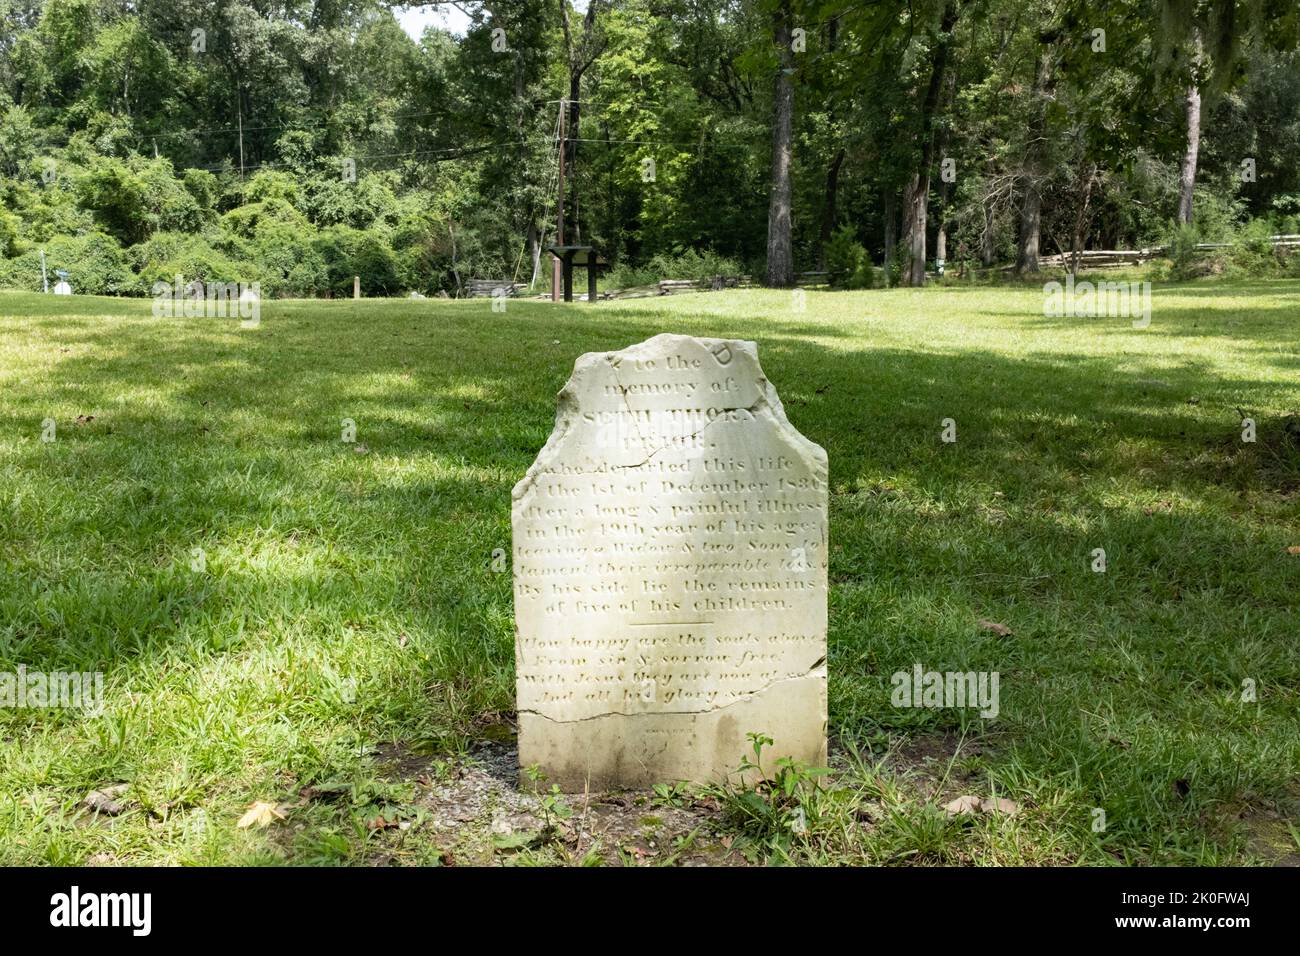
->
394, 1, 591, 41
395, 4, 472, 41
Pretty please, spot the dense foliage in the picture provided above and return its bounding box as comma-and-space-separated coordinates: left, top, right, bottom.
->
1, 0, 1299, 295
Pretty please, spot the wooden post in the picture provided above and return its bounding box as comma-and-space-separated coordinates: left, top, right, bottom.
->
587, 259, 597, 303
353, 276, 360, 299
562, 253, 573, 302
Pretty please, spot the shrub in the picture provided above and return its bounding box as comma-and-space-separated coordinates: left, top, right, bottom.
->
1226, 219, 1281, 277
220, 197, 307, 240
606, 248, 743, 289
1163, 223, 1225, 281
76, 155, 202, 244
824, 225, 871, 288
0, 207, 20, 256
392, 211, 454, 295
313, 225, 401, 297
129, 231, 251, 293
251, 221, 329, 297
0, 231, 133, 294
182, 168, 219, 213
241, 170, 302, 205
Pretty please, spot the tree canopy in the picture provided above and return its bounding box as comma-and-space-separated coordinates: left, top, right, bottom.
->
1, 0, 1298, 294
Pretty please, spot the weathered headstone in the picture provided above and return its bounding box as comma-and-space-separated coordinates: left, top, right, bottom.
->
512, 334, 827, 790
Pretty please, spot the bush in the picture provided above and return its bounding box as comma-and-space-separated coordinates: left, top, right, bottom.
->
129, 231, 251, 293
182, 168, 219, 213
305, 171, 400, 230
0, 231, 134, 294
392, 211, 454, 295
77, 155, 203, 244
313, 226, 401, 297
824, 225, 871, 289
241, 170, 302, 205
251, 221, 329, 297
220, 197, 307, 240
606, 248, 743, 289
0, 207, 20, 257
1227, 219, 1281, 277
1163, 223, 1225, 280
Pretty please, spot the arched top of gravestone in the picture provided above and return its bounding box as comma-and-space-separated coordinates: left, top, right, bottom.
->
512, 333, 826, 510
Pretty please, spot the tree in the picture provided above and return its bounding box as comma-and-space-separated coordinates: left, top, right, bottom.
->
901, 0, 959, 286
764, 0, 795, 287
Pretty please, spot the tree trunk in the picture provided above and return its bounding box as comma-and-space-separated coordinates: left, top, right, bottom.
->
1177, 81, 1201, 225
883, 191, 897, 283
1017, 182, 1041, 274
1016, 50, 1053, 275
901, 0, 958, 287
765, 0, 795, 287
980, 194, 996, 266
902, 171, 928, 285
1070, 163, 1096, 274
527, 221, 541, 288
816, 149, 845, 270
936, 179, 948, 271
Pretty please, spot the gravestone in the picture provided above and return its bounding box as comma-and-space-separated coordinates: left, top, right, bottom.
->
512, 334, 827, 790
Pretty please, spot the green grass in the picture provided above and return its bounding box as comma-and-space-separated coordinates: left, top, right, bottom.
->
1, 281, 1297, 865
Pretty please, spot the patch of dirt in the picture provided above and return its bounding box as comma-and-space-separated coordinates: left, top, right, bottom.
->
887, 733, 986, 795
375, 740, 748, 866
1232, 785, 1300, 866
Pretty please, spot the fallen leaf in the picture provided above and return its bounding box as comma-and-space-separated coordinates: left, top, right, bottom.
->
367, 815, 402, 831
492, 830, 539, 852
980, 797, 1020, 816
74, 414, 95, 425
944, 795, 983, 816
1287, 546, 1300, 555
978, 619, 1013, 637
237, 800, 286, 829
83, 784, 129, 816
353, 443, 369, 454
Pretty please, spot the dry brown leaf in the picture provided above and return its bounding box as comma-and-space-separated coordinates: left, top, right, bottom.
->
980, 797, 1020, 816
83, 784, 129, 816
978, 619, 1012, 637
237, 800, 286, 829
943, 795, 983, 816
1287, 546, 1300, 555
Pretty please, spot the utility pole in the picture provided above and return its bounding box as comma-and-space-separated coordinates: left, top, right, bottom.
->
238, 100, 245, 178
552, 99, 566, 303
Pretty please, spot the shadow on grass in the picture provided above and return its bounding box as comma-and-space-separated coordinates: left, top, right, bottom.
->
3, 293, 1298, 860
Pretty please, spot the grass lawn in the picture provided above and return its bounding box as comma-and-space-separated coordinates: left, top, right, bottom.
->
1, 281, 1297, 866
